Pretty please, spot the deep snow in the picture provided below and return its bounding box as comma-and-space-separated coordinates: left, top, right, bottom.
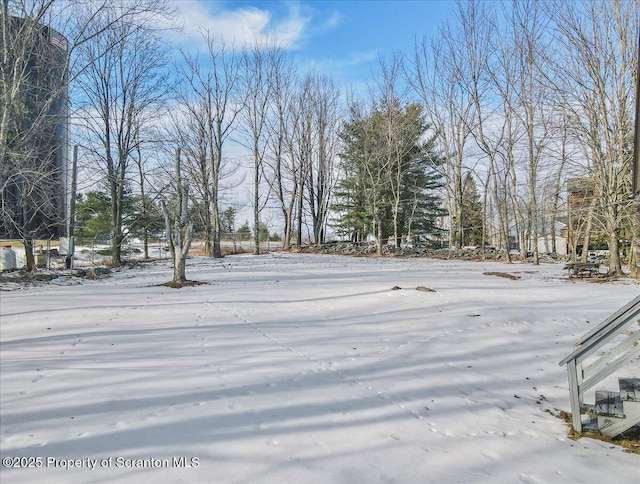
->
1, 253, 638, 483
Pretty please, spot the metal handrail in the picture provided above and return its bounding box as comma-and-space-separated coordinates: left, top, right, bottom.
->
559, 294, 640, 433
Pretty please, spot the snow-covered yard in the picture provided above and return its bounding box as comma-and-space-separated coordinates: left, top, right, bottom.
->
1, 253, 638, 483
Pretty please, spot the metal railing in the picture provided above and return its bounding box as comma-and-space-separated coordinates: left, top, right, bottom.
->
559, 295, 640, 433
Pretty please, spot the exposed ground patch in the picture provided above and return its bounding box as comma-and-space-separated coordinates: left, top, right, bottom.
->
483, 271, 521, 280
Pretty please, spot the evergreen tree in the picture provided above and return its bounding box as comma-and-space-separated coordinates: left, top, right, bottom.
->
220, 207, 237, 239
76, 192, 112, 243
331, 166, 370, 242
334, 101, 443, 249
255, 221, 270, 242
236, 221, 252, 241
126, 194, 165, 243
460, 172, 484, 246
76, 190, 163, 245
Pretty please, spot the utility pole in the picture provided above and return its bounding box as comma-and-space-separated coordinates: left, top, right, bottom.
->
65, 145, 78, 269
630, 32, 640, 278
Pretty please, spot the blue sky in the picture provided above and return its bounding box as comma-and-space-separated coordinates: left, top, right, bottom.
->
166, 1, 457, 216
171, 0, 455, 89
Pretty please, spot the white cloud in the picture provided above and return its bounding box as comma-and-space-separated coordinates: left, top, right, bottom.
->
304, 50, 378, 78
169, 1, 311, 52
318, 9, 344, 32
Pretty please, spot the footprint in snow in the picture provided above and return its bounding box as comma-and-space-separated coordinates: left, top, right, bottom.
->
518, 474, 543, 483
481, 449, 501, 461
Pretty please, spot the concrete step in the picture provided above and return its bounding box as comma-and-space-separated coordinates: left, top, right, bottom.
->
596, 400, 640, 437
619, 378, 640, 402
594, 390, 625, 417
590, 378, 640, 437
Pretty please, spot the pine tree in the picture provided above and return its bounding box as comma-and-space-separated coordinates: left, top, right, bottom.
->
236, 221, 252, 241
460, 172, 483, 246
334, 101, 443, 249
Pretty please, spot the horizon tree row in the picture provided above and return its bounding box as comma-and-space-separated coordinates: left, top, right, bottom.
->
409, 0, 639, 276
3, 0, 639, 279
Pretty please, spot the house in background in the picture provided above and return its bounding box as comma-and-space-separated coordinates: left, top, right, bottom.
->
567, 177, 597, 256
537, 220, 568, 256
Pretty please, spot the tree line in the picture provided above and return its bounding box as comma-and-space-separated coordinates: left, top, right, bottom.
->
2, 0, 638, 278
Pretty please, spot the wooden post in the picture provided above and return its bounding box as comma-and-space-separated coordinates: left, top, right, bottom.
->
567, 359, 583, 433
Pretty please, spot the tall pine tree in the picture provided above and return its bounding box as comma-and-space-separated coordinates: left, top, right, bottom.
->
334, 100, 443, 251
459, 171, 483, 246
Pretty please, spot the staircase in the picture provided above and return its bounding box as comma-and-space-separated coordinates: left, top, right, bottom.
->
559, 295, 640, 437
583, 378, 640, 437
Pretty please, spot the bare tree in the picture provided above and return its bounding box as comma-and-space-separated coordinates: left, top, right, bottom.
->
239, 42, 276, 254
305, 73, 340, 246
285, 72, 342, 247
289, 75, 315, 246
264, 49, 297, 248
171, 91, 213, 252
411, 11, 476, 251
479, 1, 542, 262
375, 53, 409, 249
132, 134, 166, 260
1, 2, 82, 270
272, 70, 341, 248
502, 0, 556, 265
450, 0, 503, 260
548, 0, 638, 275
410, 0, 536, 260
177, 34, 243, 258
74, 0, 172, 266
545, 111, 571, 257
1, 0, 173, 270
162, 147, 192, 283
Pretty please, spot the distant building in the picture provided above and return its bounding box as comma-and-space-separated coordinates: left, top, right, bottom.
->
0, 16, 69, 239
567, 177, 597, 255
537, 235, 568, 256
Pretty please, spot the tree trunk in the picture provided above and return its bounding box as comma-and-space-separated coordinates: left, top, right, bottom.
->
203, 209, 212, 256
23, 238, 35, 273
497, 186, 511, 263
454, 177, 463, 250
629, 202, 640, 278
580, 199, 596, 263
111, 234, 123, 266
607, 230, 622, 276
283, 207, 292, 249
163, 148, 192, 283
296, 180, 304, 246
531, 200, 539, 265
137, 149, 149, 260
253, 147, 261, 255
376, 216, 384, 256
173, 250, 186, 283
211, 198, 222, 258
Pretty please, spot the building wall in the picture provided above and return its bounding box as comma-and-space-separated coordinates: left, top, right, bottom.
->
537, 235, 568, 256
567, 177, 596, 255
0, 16, 68, 239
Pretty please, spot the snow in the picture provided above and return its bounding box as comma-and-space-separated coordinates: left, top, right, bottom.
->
1, 253, 639, 483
